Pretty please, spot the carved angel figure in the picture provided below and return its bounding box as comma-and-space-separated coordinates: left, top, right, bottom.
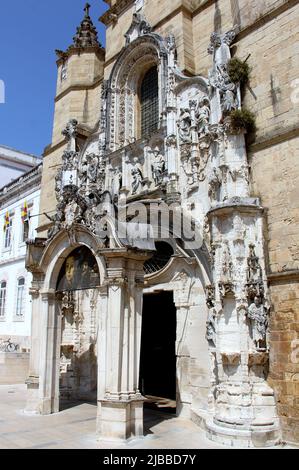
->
247, 296, 268, 350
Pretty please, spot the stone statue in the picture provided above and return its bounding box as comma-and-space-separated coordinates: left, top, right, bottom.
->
131, 159, 143, 195
247, 296, 268, 350
216, 64, 238, 115
151, 149, 166, 186
208, 167, 222, 201
178, 108, 192, 144
86, 153, 98, 183
196, 98, 210, 138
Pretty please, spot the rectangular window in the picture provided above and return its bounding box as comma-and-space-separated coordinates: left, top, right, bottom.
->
22, 219, 30, 243
4, 217, 13, 249
15, 278, 25, 317
0, 281, 7, 318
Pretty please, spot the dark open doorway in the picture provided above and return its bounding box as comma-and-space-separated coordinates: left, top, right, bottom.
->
139, 291, 177, 414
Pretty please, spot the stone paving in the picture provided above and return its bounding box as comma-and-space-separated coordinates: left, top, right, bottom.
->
0, 385, 292, 450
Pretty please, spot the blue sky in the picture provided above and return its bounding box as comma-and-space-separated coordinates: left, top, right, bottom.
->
0, 0, 108, 156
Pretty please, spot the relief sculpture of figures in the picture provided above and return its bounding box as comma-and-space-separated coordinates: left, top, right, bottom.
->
247, 296, 268, 350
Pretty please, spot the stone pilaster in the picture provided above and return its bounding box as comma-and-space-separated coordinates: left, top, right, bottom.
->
97, 248, 151, 442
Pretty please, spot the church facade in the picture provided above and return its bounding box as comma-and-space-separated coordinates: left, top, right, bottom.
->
25, 1, 299, 447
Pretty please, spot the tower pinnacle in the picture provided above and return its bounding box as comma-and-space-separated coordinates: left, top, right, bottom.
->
70, 3, 101, 50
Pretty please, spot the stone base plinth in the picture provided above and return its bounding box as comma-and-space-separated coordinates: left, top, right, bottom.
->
97, 397, 144, 442
206, 418, 281, 448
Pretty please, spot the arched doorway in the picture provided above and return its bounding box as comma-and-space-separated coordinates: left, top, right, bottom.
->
56, 246, 101, 405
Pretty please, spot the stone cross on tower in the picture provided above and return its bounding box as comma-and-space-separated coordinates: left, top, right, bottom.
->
84, 3, 91, 17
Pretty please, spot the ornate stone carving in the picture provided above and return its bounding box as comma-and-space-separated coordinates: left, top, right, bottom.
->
208, 167, 222, 201
125, 13, 152, 45
151, 148, 166, 186
246, 244, 264, 300
247, 296, 268, 350
178, 108, 192, 144
196, 97, 210, 138
61, 291, 75, 315
208, 30, 236, 55
206, 308, 216, 346
205, 284, 215, 309
131, 158, 144, 195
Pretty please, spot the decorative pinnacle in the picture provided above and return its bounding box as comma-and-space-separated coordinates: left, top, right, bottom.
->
84, 3, 91, 18
70, 3, 101, 50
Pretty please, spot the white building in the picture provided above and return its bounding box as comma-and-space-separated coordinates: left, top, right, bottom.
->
0, 163, 42, 350
0, 145, 41, 188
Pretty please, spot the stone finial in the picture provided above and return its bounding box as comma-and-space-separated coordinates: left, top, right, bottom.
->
70, 3, 101, 50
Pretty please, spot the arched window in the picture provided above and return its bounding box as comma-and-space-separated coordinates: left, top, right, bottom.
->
15, 277, 25, 317
140, 66, 159, 138
0, 281, 7, 318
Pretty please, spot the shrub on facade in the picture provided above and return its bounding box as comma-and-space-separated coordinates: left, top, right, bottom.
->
230, 108, 256, 133
228, 57, 251, 85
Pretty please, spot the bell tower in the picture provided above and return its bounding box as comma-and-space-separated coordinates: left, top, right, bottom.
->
38, 3, 105, 236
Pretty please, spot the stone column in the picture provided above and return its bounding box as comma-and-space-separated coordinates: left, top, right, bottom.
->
38, 290, 62, 415
97, 248, 150, 443
25, 282, 42, 414
205, 204, 280, 447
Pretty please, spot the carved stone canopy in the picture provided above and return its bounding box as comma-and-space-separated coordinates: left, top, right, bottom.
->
125, 13, 152, 45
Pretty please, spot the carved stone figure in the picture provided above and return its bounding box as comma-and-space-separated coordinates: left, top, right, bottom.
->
55, 167, 63, 197
206, 308, 216, 346
205, 284, 215, 309
208, 167, 222, 201
151, 149, 166, 186
212, 64, 238, 116
86, 153, 98, 183
178, 108, 192, 144
131, 159, 143, 194
246, 244, 264, 300
247, 296, 268, 350
44, 205, 65, 240
62, 119, 78, 152
196, 97, 210, 138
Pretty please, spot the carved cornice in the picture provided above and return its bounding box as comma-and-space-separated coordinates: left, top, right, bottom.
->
268, 269, 299, 285
100, 0, 135, 26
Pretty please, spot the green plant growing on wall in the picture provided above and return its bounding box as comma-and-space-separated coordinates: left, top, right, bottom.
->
230, 108, 256, 134
228, 57, 251, 85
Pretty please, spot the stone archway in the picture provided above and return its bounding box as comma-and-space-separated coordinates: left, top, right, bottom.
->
56, 246, 101, 405
25, 227, 107, 416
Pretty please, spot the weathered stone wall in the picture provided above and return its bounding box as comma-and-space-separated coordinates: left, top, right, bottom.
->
0, 353, 30, 385
268, 281, 299, 445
